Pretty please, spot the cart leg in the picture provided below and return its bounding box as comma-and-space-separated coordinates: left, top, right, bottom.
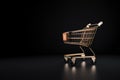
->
89, 47, 95, 56
88, 47, 96, 64
80, 46, 85, 60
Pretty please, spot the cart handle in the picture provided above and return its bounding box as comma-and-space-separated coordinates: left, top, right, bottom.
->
98, 21, 103, 27
86, 21, 103, 28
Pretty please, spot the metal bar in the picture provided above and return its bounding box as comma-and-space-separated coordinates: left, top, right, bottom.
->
64, 53, 84, 57
80, 46, 85, 53
68, 37, 93, 39
89, 47, 96, 56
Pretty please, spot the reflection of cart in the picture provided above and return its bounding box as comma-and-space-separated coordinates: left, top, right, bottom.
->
63, 21, 103, 65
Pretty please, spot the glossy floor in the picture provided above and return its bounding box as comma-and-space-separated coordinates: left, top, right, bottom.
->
0, 55, 120, 80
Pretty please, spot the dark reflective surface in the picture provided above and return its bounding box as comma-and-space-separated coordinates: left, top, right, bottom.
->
64, 62, 97, 80
0, 55, 120, 80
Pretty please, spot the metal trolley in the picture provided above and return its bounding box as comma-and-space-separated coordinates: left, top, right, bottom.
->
62, 21, 103, 65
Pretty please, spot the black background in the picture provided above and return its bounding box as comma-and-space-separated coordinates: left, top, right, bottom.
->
5, 0, 120, 57
1, 1, 120, 80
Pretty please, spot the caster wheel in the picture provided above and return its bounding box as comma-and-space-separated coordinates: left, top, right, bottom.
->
64, 56, 68, 63
91, 56, 96, 65
82, 58, 85, 61
91, 59, 96, 65
64, 56, 71, 63
70, 57, 76, 66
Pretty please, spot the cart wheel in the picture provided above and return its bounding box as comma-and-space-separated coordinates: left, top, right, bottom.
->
64, 56, 68, 63
91, 60, 96, 65
91, 56, 96, 65
81, 53, 85, 61
81, 57, 85, 61
70, 57, 76, 66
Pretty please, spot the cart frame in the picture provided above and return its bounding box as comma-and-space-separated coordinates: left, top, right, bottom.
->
63, 21, 103, 65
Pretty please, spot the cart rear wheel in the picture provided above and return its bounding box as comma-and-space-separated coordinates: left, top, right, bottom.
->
91, 59, 96, 65
64, 56, 68, 63
70, 57, 76, 66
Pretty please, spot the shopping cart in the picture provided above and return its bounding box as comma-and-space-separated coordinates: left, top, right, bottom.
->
63, 21, 103, 65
